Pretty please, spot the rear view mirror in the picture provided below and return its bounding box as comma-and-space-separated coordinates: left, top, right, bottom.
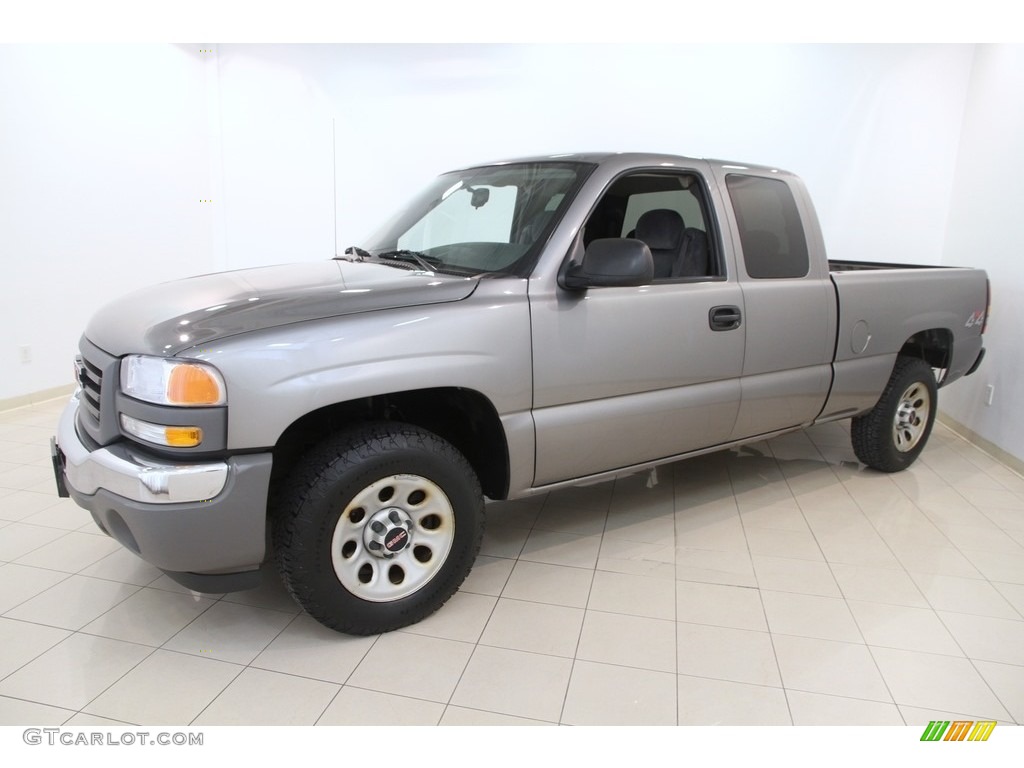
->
470, 187, 490, 209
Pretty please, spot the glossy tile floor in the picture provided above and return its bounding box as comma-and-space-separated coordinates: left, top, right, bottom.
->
2, 397, 1024, 726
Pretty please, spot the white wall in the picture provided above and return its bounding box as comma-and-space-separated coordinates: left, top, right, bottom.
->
207, 44, 974, 267
0, 44, 215, 400
939, 44, 1024, 462
2, 43, 1020, 464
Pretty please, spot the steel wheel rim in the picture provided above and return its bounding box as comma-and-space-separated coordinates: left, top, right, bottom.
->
331, 473, 455, 602
893, 381, 930, 453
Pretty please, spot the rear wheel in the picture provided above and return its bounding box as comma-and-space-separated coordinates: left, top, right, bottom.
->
273, 422, 484, 634
851, 356, 938, 472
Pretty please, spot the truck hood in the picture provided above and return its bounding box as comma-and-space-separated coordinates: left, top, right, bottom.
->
85, 260, 479, 356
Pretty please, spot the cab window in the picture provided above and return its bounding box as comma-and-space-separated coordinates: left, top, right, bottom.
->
725, 174, 809, 279
582, 172, 718, 280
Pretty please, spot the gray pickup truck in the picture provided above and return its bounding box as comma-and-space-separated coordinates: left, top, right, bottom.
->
52, 152, 989, 634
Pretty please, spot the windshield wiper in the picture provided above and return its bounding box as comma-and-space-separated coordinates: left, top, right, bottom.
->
336, 245, 372, 262
375, 249, 439, 273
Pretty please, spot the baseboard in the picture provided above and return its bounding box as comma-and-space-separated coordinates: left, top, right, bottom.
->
0, 384, 75, 413
938, 411, 1024, 478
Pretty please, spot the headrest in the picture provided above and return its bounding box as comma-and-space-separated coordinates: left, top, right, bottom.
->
635, 209, 684, 250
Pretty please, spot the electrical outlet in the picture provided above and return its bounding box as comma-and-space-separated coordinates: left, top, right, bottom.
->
19, 345, 31, 364
986, 385, 995, 406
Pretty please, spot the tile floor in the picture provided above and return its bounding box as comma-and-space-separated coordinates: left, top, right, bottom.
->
1, 397, 1023, 726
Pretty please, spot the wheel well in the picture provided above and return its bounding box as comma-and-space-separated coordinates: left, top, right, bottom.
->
271, 388, 510, 500
899, 329, 952, 380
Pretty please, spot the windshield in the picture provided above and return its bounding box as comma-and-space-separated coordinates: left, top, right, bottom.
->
361, 162, 592, 277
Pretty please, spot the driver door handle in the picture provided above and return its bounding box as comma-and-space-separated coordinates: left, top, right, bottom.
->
709, 305, 742, 331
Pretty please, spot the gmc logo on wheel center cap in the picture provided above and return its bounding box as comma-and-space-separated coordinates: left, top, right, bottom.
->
385, 529, 409, 552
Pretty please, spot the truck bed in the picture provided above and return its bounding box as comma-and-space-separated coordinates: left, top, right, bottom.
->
820, 264, 988, 423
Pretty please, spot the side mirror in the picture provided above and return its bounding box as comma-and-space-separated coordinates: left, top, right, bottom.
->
561, 238, 654, 290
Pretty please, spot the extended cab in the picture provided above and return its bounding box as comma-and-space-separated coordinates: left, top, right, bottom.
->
52, 153, 989, 634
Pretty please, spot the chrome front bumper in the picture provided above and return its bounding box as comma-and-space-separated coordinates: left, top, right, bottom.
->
56, 391, 228, 504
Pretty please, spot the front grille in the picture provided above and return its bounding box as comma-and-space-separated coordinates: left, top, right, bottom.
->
78, 356, 103, 425
76, 338, 120, 446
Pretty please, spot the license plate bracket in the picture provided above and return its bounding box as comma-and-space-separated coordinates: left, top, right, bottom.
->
50, 436, 69, 498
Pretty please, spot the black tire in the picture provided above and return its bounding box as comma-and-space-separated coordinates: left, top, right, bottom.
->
851, 356, 938, 473
272, 422, 484, 635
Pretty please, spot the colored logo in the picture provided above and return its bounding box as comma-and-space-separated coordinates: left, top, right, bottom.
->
385, 529, 409, 552
965, 311, 986, 328
920, 720, 996, 742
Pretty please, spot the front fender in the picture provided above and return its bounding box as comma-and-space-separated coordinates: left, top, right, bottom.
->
182, 280, 534, 450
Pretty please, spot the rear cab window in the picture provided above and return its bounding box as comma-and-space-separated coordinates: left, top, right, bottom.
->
725, 174, 809, 279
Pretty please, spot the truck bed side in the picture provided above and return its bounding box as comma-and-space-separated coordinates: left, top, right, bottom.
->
819, 266, 988, 421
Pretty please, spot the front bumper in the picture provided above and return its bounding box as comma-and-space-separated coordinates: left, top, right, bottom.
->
56, 392, 229, 504
53, 393, 273, 592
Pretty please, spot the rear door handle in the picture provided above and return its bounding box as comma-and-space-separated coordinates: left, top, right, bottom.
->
709, 305, 742, 331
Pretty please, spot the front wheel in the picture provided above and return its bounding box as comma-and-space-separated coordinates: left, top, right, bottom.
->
851, 356, 938, 473
273, 423, 484, 635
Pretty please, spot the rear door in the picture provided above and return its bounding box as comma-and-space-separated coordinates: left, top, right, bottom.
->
528, 165, 747, 486
712, 167, 836, 439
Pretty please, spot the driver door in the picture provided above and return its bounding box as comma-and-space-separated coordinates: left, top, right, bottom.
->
529, 168, 746, 486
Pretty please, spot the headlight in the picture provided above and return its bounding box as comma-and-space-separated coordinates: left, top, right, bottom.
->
120, 355, 226, 406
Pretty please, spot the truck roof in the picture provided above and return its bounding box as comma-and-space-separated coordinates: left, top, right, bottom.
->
455, 152, 790, 176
